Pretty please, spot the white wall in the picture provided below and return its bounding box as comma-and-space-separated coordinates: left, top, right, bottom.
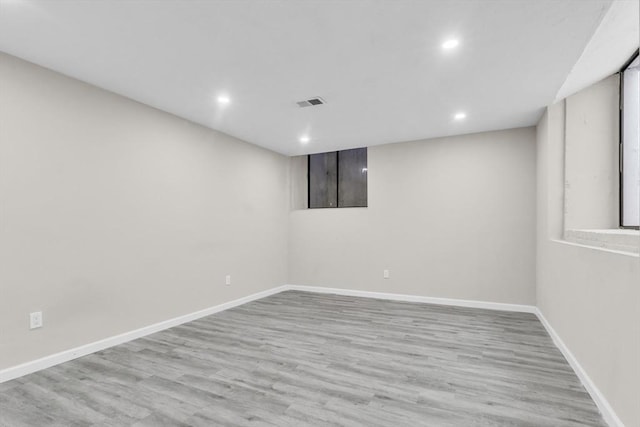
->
0, 52, 289, 370
289, 127, 537, 305
537, 93, 640, 426
564, 74, 620, 230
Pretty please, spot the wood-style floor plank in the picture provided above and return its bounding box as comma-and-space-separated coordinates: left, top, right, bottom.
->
0, 291, 606, 426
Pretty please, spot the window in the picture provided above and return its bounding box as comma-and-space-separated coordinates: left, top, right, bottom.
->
308, 148, 367, 208
621, 51, 640, 228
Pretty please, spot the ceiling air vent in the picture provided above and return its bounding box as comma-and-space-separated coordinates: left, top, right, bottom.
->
297, 97, 326, 108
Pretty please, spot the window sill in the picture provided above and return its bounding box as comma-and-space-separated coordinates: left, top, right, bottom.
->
564, 229, 640, 255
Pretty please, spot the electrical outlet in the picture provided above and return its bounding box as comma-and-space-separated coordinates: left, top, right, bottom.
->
383, 269, 390, 279
30, 311, 43, 329
225, 275, 231, 285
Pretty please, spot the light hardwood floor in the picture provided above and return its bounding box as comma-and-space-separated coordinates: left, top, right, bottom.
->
0, 291, 606, 426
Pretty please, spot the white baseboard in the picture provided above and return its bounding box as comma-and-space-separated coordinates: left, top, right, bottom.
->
286, 284, 538, 313
0, 284, 625, 427
0, 285, 289, 383
0, 284, 535, 383
534, 308, 624, 427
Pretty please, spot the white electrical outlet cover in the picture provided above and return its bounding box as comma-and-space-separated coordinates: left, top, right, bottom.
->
30, 311, 43, 329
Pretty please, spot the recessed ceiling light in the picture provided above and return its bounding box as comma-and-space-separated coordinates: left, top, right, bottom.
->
454, 112, 467, 120
442, 39, 460, 50
217, 95, 230, 105
299, 135, 310, 144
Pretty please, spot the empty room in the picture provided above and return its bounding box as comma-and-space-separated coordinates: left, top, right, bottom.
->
0, 0, 639, 426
